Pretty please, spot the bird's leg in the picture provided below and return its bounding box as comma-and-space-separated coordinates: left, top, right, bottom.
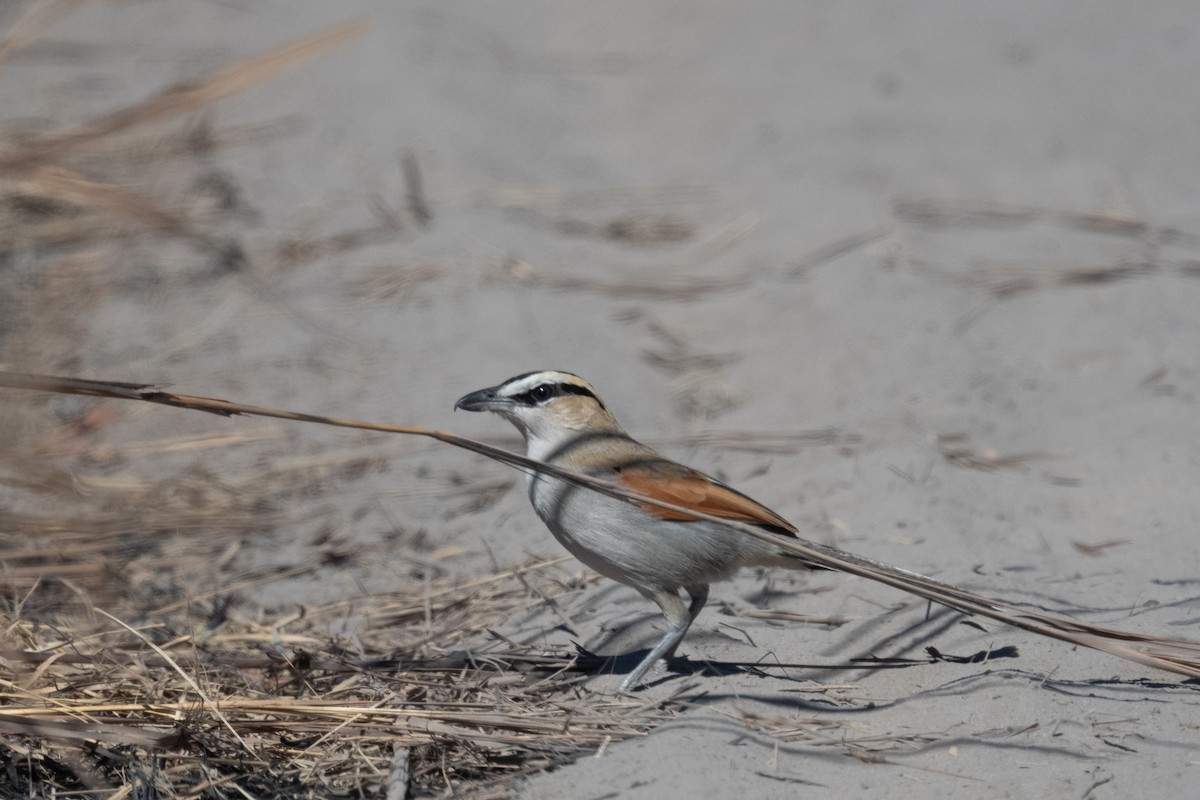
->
619, 589, 691, 692
661, 584, 709, 663
685, 584, 710, 624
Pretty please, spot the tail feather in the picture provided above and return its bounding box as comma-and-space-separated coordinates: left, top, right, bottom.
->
4, 369, 1199, 680
771, 536, 1200, 679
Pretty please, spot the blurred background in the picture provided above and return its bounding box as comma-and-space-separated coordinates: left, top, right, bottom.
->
3, 1, 1200, 797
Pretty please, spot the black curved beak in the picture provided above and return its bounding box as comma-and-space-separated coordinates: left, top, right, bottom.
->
454, 385, 506, 412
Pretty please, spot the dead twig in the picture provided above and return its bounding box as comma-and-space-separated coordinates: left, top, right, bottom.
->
4, 370, 1200, 681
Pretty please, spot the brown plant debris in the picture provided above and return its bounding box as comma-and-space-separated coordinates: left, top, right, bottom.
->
936, 433, 1052, 472
890, 197, 1200, 299
5, 371, 1200, 685
498, 257, 748, 300
555, 213, 695, 245
1071, 539, 1132, 558
892, 197, 1173, 240
791, 227, 891, 275
1, 20, 366, 172
653, 428, 862, 455
948, 260, 1158, 299
0, 558, 679, 799
344, 263, 444, 305
0, 16, 373, 273
487, 184, 715, 213
401, 151, 433, 229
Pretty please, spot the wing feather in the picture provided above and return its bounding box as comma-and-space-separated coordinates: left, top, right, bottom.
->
615, 463, 797, 535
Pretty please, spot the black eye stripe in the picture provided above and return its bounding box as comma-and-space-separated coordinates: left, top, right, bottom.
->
559, 383, 600, 403
512, 389, 544, 405
511, 382, 603, 408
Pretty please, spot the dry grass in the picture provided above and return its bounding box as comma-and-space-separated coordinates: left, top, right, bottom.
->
7, 5, 1200, 797
495, 256, 749, 301
10, 370, 1200, 685
0, 7, 684, 797
888, 197, 1200, 298
0, 552, 683, 798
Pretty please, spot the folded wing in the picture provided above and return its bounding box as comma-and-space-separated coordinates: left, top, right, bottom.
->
615, 462, 798, 535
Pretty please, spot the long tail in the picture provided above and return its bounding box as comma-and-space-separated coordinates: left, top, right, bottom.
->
770, 535, 1200, 678
4, 370, 1200, 679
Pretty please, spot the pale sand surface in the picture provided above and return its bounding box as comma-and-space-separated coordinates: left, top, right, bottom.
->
5, 1, 1200, 797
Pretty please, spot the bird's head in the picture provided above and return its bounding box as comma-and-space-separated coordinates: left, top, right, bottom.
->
455, 370, 620, 449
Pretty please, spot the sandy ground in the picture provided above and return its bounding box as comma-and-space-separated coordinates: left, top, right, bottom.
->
5, 1, 1200, 797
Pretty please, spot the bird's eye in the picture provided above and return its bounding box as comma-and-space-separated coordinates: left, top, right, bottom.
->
530, 384, 554, 402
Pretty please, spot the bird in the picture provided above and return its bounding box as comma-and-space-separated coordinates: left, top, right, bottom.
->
455, 370, 819, 691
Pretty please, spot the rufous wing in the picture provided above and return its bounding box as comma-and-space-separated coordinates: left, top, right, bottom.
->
615, 463, 798, 535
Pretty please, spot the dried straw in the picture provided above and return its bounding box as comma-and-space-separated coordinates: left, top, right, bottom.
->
5, 370, 1200, 684
0, 556, 679, 797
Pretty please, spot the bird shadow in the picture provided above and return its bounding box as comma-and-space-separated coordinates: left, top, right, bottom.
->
568, 642, 1021, 690
570, 646, 742, 685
